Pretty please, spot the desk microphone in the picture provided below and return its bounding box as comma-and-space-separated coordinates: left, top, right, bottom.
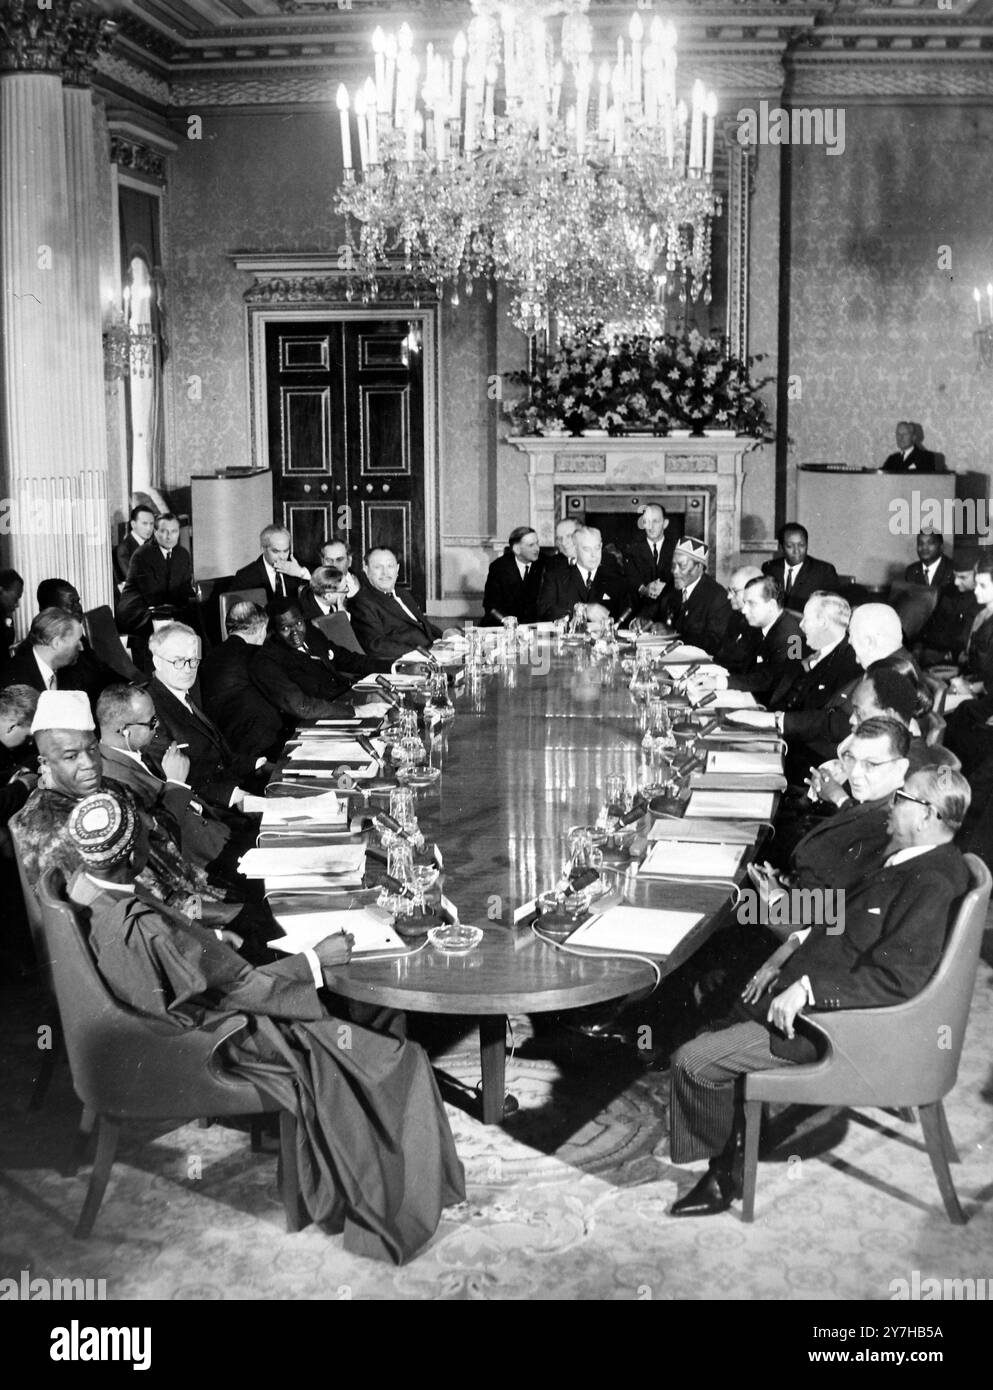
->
681, 663, 703, 682
695, 718, 720, 739
374, 676, 403, 703
617, 605, 633, 627
689, 690, 718, 710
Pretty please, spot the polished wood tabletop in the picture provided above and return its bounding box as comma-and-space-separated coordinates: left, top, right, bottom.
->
320, 643, 737, 1018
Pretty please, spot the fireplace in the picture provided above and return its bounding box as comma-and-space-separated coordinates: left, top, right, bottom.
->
508, 434, 757, 586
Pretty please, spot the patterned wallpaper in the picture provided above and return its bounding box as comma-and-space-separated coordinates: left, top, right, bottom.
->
788, 104, 993, 482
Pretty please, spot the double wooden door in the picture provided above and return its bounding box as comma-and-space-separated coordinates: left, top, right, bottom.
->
264, 318, 426, 603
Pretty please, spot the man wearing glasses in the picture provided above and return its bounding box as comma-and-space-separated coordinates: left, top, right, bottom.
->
144, 624, 270, 810
96, 683, 249, 885
668, 761, 971, 1217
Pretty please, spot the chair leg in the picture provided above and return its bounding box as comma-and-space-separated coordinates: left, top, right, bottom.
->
741, 1100, 762, 1223
64, 1106, 97, 1178
278, 1110, 304, 1233
933, 1101, 961, 1164
250, 1116, 264, 1153
919, 1103, 967, 1225
75, 1117, 121, 1239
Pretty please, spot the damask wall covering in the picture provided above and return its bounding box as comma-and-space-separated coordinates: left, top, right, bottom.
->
787, 103, 993, 483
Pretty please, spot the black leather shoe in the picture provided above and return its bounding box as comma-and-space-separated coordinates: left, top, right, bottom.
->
670, 1166, 741, 1217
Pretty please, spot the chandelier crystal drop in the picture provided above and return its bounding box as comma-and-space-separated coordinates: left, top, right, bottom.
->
334, 0, 721, 335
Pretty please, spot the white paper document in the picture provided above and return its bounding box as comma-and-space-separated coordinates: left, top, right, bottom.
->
640, 840, 746, 878
567, 905, 703, 956
260, 792, 346, 828
707, 751, 785, 775
647, 817, 761, 845
268, 906, 406, 956
239, 844, 366, 878
286, 740, 370, 762
684, 789, 775, 820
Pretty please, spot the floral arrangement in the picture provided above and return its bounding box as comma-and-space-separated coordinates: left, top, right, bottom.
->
504, 325, 773, 438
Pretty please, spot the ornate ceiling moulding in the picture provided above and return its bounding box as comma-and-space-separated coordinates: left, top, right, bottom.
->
232, 252, 439, 306
0, 0, 118, 83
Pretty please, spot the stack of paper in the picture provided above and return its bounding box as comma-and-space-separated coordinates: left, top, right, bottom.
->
707, 751, 785, 775
690, 770, 787, 792
286, 739, 370, 761
708, 690, 760, 710
260, 792, 348, 830
648, 817, 761, 845
566, 905, 703, 956
239, 844, 366, 880
684, 789, 776, 820
353, 672, 427, 691
268, 906, 406, 956
640, 840, 746, 879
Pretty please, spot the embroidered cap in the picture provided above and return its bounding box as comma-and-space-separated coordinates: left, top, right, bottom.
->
673, 537, 709, 564
30, 690, 95, 735
67, 791, 137, 868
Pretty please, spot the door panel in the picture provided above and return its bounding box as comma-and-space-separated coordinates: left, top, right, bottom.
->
264, 318, 426, 604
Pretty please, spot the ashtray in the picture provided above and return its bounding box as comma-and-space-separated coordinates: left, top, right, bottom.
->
395, 763, 442, 785
427, 923, 484, 954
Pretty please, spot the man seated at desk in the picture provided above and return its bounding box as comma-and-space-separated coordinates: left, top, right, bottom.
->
536, 525, 631, 623
348, 548, 443, 660
882, 420, 937, 473
914, 554, 979, 668
658, 538, 731, 657
667, 762, 970, 1217
481, 526, 544, 626
762, 524, 840, 613
685, 574, 803, 700
65, 788, 466, 1264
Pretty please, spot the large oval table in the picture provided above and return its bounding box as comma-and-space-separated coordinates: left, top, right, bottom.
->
317, 642, 747, 1124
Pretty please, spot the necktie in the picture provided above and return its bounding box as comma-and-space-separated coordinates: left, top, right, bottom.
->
652, 544, 659, 571
522, 564, 530, 580
276, 572, 286, 598
163, 549, 172, 595
785, 566, 795, 597
48, 672, 57, 690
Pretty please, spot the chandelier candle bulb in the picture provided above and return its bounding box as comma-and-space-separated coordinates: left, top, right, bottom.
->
484, 65, 496, 139
630, 13, 643, 107
384, 30, 397, 118
373, 26, 386, 108
704, 93, 717, 175
354, 88, 369, 170
975, 288, 983, 325
597, 61, 611, 139
365, 79, 379, 164
336, 85, 352, 170
689, 80, 704, 171
451, 31, 466, 115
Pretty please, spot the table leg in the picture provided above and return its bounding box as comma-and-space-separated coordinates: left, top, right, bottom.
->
478, 1014, 508, 1125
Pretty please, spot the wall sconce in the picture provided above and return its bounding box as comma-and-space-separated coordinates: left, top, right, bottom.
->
972, 284, 993, 369
103, 293, 154, 390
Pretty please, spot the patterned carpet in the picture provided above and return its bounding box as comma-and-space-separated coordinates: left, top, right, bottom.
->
2, 938, 992, 1301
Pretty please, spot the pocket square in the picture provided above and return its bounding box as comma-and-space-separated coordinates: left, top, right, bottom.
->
867, 907, 882, 915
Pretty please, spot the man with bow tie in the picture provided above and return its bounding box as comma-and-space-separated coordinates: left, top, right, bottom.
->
536, 525, 631, 622
348, 548, 443, 661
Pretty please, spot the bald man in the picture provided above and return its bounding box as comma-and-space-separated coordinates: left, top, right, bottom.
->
623, 505, 676, 623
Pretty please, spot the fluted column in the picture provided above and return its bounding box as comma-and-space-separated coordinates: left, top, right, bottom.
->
0, 1, 116, 628
63, 82, 112, 610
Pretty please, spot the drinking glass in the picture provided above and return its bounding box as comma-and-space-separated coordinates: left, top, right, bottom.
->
389, 785, 417, 831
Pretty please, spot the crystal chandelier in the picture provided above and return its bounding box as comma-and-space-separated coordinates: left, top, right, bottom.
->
334, 0, 721, 335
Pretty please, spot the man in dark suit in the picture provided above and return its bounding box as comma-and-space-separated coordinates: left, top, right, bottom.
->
143, 622, 269, 810
882, 420, 936, 473
198, 601, 286, 764
0, 568, 24, 667
667, 760, 970, 1215
623, 505, 677, 624
904, 528, 954, 589
319, 538, 364, 602
0, 608, 88, 695
659, 537, 731, 657
349, 548, 443, 660
542, 518, 580, 576
536, 526, 632, 622
232, 523, 310, 604
251, 601, 390, 732
96, 682, 252, 887
117, 513, 201, 671
299, 567, 350, 622
113, 502, 156, 586
688, 575, 803, 701
36, 578, 119, 703
481, 526, 544, 626
762, 524, 840, 613
915, 555, 979, 666
712, 566, 763, 674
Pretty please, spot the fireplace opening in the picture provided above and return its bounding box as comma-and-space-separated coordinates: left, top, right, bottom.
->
553, 489, 710, 559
